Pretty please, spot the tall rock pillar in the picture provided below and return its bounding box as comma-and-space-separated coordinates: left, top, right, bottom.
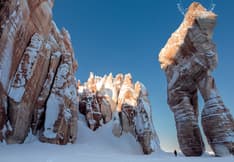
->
158, 2, 234, 156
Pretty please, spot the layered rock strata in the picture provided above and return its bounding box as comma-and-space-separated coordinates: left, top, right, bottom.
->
0, 0, 78, 144
158, 2, 234, 156
77, 73, 160, 154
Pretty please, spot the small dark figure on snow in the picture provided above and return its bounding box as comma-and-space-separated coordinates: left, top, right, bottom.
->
174, 150, 177, 157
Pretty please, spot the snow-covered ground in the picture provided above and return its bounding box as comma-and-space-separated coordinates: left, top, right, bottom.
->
0, 120, 233, 162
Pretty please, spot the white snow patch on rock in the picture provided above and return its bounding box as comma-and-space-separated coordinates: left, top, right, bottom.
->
43, 93, 60, 138
8, 86, 25, 102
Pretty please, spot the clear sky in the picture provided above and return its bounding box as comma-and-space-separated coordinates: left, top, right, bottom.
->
53, 0, 234, 152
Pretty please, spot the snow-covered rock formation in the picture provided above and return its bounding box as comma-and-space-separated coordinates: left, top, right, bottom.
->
158, 2, 234, 156
0, 0, 78, 144
78, 73, 160, 154
0, 1, 159, 155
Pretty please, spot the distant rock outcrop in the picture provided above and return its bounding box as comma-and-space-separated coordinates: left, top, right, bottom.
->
0, 0, 78, 144
77, 73, 160, 154
159, 2, 234, 156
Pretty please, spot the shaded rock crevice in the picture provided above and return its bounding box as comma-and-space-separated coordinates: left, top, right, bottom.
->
31, 37, 63, 135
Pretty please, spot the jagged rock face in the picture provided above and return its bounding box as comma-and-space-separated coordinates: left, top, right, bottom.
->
78, 73, 160, 154
79, 92, 103, 130
159, 2, 234, 156
0, 0, 78, 144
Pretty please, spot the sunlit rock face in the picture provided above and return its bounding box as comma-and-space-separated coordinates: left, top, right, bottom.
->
0, 0, 78, 144
77, 73, 160, 154
159, 2, 234, 156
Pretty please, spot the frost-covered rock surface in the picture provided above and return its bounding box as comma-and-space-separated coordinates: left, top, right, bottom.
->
0, 0, 78, 144
78, 73, 160, 154
158, 2, 234, 157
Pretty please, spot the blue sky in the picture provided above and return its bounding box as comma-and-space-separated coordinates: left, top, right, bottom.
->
53, 0, 234, 152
